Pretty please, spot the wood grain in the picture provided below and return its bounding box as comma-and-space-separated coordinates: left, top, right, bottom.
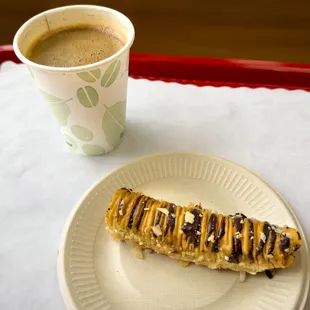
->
1, 0, 310, 63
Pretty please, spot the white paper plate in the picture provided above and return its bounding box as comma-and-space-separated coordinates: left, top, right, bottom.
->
57, 152, 309, 310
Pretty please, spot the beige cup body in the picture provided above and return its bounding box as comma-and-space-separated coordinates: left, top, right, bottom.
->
13, 5, 134, 155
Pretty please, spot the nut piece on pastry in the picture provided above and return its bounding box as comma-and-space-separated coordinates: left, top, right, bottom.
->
105, 188, 302, 275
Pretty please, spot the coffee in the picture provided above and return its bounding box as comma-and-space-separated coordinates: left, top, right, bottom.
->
27, 25, 124, 67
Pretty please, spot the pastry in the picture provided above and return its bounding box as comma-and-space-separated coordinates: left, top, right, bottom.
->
105, 188, 302, 274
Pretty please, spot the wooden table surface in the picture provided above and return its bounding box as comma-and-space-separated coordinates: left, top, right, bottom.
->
1, 0, 310, 64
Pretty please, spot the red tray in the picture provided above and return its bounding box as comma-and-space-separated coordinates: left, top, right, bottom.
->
1, 45, 310, 91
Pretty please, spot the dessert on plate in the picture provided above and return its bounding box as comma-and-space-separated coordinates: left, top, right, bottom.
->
105, 188, 302, 276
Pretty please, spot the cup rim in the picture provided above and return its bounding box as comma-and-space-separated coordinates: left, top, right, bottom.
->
13, 5, 135, 73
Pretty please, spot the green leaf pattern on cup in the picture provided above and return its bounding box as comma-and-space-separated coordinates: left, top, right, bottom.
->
102, 100, 126, 147
82, 144, 106, 156
101, 60, 121, 87
77, 69, 101, 83
63, 134, 78, 151
90, 69, 101, 79
39, 90, 72, 126
40, 90, 64, 103
77, 86, 99, 108
48, 102, 71, 126
71, 125, 94, 141
42, 58, 124, 155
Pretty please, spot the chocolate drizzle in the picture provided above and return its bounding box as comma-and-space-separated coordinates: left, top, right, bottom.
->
155, 206, 163, 225
297, 231, 301, 240
235, 212, 247, 219
218, 217, 226, 240
265, 270, 274, 279
128, 196, 143, 229
233, 216, 243, 233
212, 240, 219, 253
165, 203, 176, 235
279, 235, 290, 252
233, 216, 243, 257
205, 213, 217, 247
228, 236, 240, 264
267, 230, 277, 256
121, 187, 132, 192
135, 199, 149, 230
227, 215, 244, 262
181, 209, 202, 247
212, 217, 226, 253
248, 219, 254, 260
257, 222, 271, 256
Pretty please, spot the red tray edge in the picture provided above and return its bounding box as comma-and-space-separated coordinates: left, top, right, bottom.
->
1, 45, 310, 91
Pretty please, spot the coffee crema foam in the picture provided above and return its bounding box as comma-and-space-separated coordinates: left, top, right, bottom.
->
27, 25, 124, 67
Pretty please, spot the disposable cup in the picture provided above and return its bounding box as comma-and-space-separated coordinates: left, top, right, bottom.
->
13, 5, 135, 155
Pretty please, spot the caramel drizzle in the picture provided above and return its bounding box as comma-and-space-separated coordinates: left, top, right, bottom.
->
120, 190, 297, 260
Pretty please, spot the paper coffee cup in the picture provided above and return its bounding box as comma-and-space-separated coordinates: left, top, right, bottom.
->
13, 5, 135, 156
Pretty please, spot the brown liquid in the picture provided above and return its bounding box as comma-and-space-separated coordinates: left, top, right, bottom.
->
27, 25, 124, 67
